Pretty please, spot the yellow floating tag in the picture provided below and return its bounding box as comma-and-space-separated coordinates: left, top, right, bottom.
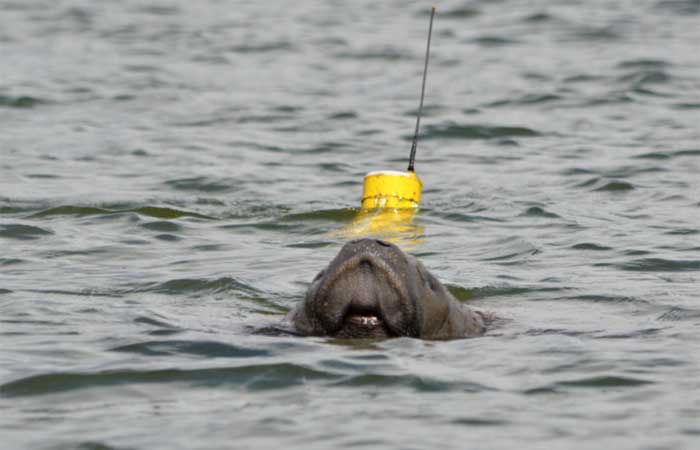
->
361, 170, 422, 209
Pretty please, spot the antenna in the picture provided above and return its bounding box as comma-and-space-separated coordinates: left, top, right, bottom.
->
407, 6, 435, 173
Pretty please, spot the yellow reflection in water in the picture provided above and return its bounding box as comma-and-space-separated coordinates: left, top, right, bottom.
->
335, 207, 424, 251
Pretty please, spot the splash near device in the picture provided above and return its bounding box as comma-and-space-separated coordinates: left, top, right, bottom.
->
360, 6, 435, 211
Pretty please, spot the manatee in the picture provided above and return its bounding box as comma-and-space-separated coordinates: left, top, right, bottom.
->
287, 238, 489, 339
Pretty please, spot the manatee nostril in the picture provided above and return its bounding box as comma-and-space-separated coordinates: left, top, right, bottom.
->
375, 239, 391, 247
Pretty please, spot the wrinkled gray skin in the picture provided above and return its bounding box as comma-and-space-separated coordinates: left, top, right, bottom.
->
287, 238, 489, 340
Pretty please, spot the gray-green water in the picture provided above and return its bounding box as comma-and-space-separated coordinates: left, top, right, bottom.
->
1, 1, 699, 449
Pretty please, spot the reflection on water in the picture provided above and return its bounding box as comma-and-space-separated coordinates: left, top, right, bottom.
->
337, 207, 424, 250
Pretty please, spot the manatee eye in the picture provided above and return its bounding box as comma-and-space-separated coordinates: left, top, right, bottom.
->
417, 264, 438, 292
312, 270, 325, 282
426, 274, 439, 292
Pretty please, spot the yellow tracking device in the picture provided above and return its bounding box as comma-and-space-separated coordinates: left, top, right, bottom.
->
360, 7, 434, 212
341, 7, 434, 247
361, 170, 422, 209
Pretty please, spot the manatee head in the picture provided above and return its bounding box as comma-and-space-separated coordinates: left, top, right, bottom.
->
289, 238, 486, 340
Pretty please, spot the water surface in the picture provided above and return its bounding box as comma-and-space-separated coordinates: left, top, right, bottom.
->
1, 1, 699, 449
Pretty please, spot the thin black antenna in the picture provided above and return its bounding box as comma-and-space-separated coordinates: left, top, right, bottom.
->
407, 6, 435, 173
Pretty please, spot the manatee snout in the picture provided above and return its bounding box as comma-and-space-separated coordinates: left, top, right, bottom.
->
289, 238, 489, 340
299, 239, 415, 338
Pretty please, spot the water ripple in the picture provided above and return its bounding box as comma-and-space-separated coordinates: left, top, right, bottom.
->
566, 295, 650, 305
657, 307, 700, 321
486, 93, 562, 108
557, 375, 654, 388
140, 220, 183, 233
0, 364, 337, 398
576, 178, 636, 192
447, 285, 566, 301
332, 374, 489, 393
165, 177, 238, 193
594, 181, 636, 192
419, 122, 541, 140
334, 47, 411, 61
0, 94, 47, 108
655, 0, 700, 14
438, 6, 480, 19
134, 277, 258, 296
618, 258, 700, 272
470, 36, 518, 47
29, 205, 215, 220
0, 224, 53, 240
571, 243, 613, 251
519, 206, 560, 219
618, 59, 671, 69
229, 42, 294, 53
111, 340, 270, 358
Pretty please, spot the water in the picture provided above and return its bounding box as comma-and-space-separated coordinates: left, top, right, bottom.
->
1, 0, 699, 448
